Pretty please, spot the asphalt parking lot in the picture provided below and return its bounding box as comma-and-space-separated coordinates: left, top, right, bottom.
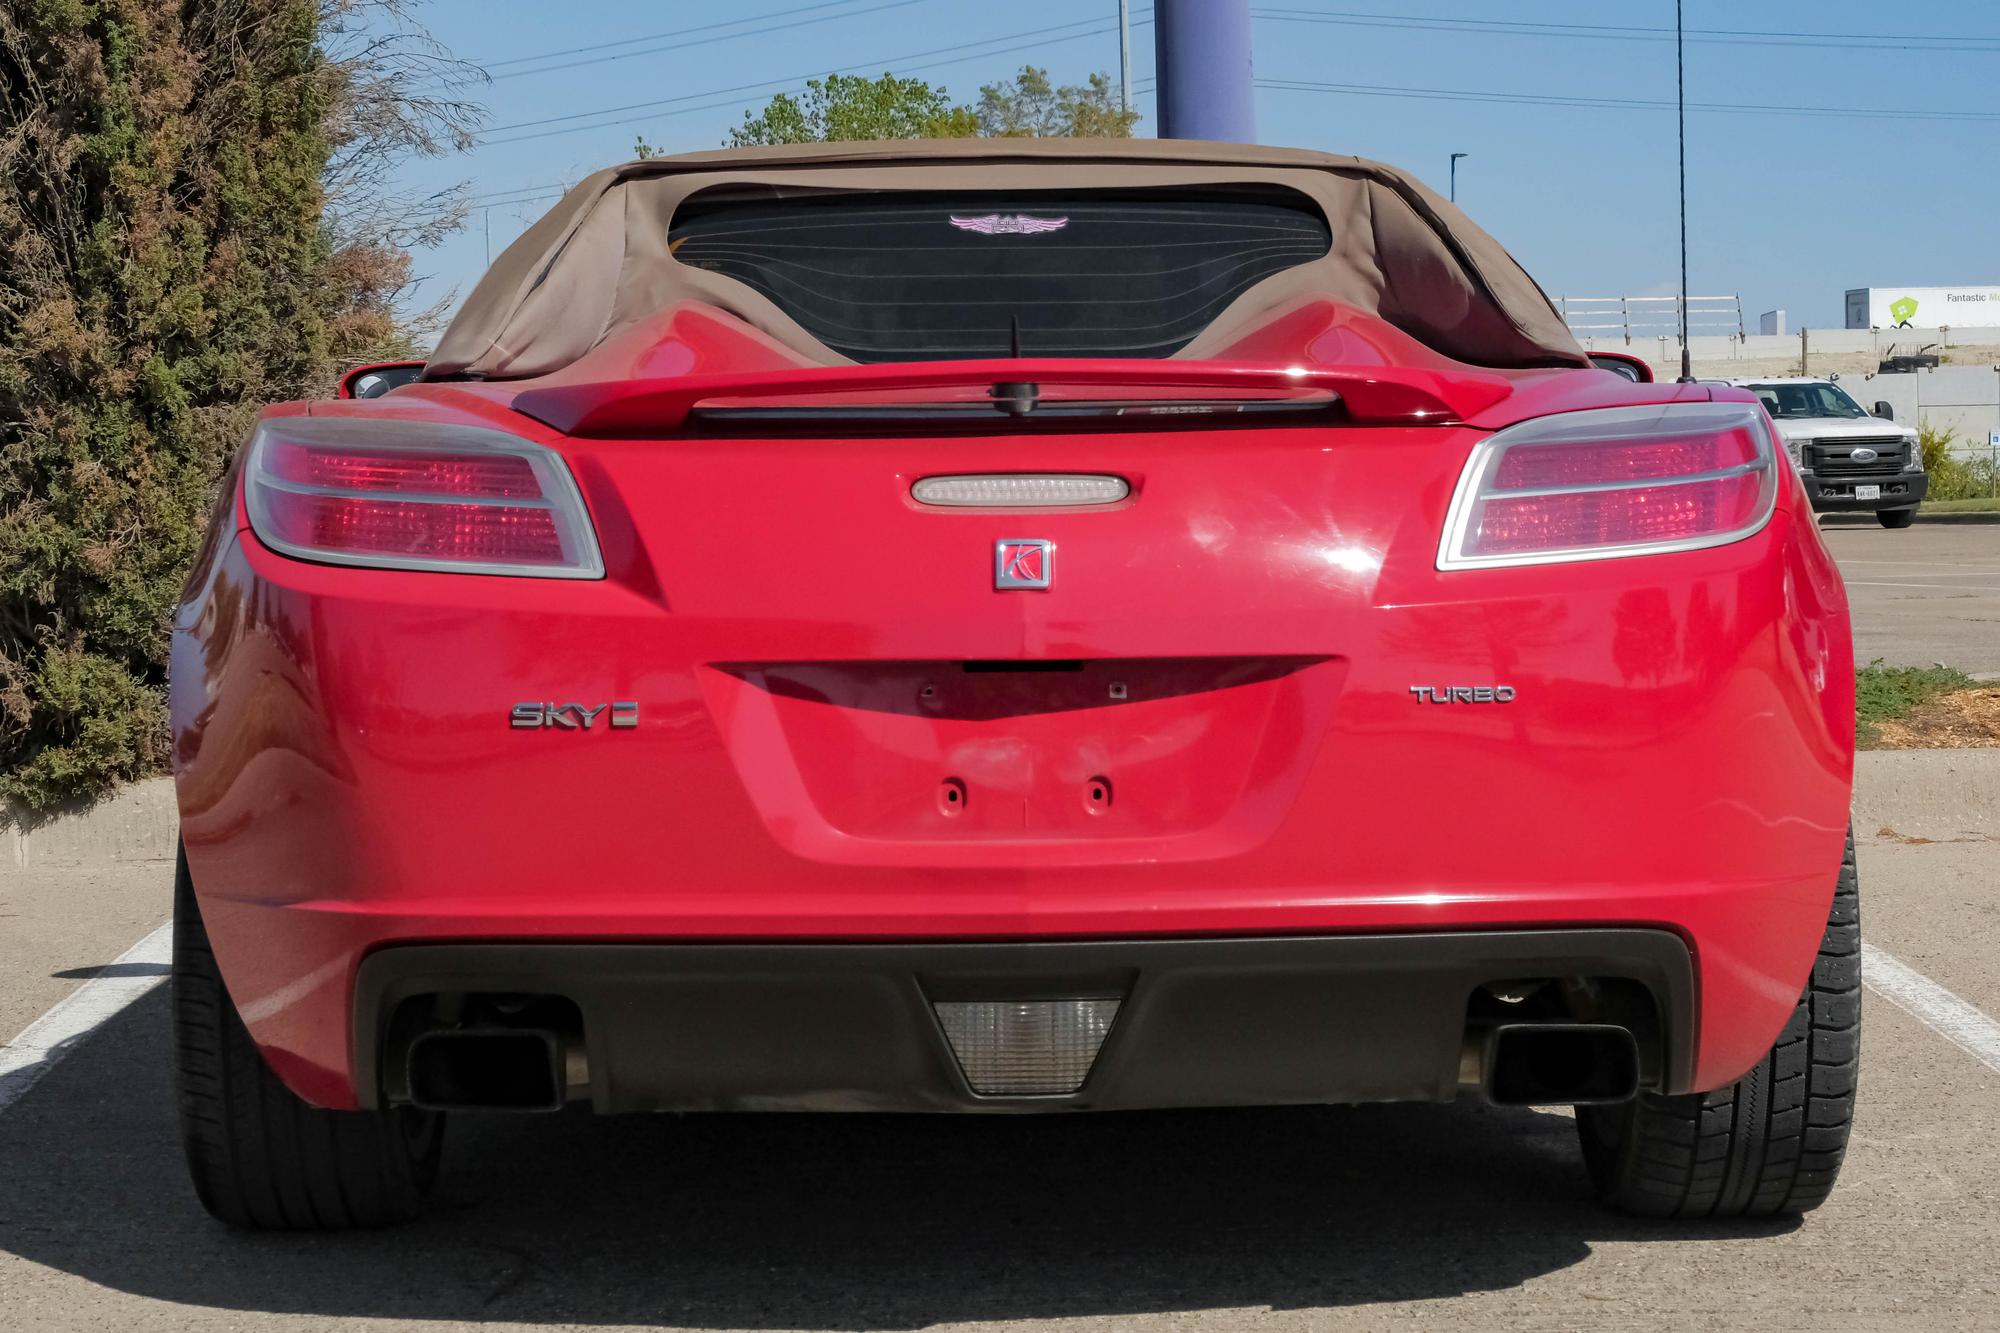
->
1819, 520, 2000, 674
3, 811, 1998, 1332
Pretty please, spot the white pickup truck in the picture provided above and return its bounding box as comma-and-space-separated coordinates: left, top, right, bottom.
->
1720, 377, 1926, 528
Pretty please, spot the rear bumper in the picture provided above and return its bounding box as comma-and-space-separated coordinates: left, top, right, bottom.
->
353, 931, 1695, 1113
1803, 469, 1928, 511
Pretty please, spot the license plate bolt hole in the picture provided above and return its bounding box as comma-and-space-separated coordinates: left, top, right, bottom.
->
938, 777, 968, 816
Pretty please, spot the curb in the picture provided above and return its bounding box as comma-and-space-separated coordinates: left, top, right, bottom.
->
1821, 512, 2000, 526
3, 777, 177, 876
1912, 511, 2000, 525
1853, 749, 2000, 842
6, 754, 1998, 875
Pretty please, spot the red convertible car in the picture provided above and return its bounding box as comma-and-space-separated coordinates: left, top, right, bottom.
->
169, 139, 1857, 1229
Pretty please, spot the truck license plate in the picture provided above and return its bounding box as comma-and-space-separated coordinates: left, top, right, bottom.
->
1855, 484, 1881, 500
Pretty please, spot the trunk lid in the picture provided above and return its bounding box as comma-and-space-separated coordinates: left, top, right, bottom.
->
533, 413, 1467, 855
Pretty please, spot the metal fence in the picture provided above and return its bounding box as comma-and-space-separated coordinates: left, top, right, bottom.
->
1556, 295, 1745, 343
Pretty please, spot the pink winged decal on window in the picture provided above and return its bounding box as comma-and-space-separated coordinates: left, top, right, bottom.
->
948, 214, 1070, 235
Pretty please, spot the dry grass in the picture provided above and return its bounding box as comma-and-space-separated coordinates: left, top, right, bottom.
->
1870, 686, 2000, 750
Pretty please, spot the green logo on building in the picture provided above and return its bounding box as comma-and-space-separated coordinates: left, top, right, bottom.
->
1890, 295, 1919, 324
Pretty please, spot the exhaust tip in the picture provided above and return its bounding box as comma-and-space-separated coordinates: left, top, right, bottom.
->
1484, 1023, 1640, 1106
406, 1029, 566, 1112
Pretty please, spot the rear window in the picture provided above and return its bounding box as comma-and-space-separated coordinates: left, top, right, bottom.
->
667, 186, 1332, 362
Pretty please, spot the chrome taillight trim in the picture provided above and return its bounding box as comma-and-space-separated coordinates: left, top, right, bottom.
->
242, 418, 605, 580
1436, 402, 1779, 572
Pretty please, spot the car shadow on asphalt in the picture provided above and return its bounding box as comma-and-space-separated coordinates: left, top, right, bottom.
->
0, 988, 1795, 1326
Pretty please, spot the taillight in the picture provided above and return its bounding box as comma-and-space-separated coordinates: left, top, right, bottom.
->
243, 419, 603, 578
1437, 403, 1778, 570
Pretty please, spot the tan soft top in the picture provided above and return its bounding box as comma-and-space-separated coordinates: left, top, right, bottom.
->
428, 138, 1586, 379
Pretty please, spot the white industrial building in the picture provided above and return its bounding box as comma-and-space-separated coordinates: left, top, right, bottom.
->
1846, 286, 2000, 330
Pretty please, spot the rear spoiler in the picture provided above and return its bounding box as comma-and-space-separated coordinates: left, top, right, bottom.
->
510, 359, 1514, 437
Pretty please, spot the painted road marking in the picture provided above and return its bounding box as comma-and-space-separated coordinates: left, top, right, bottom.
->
0, 922, 172, 1113
1844, 581, 2000, 592
1864, 943, 2000, 1077
1836, 560, 2000, 570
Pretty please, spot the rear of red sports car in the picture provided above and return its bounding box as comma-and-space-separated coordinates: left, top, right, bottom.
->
169, 140, 1857, 1230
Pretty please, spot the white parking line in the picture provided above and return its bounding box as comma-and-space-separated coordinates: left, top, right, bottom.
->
1845, 581, 2000, 592
1864, 943, 2000, 1076
1837, 561, 2000, 570
0, 922, 173, 1114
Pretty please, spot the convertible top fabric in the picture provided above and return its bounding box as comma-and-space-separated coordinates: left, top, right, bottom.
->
427, 138, 1587, 379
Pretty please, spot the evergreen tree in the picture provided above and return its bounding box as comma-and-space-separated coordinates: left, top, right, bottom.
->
1, 2, 478, 807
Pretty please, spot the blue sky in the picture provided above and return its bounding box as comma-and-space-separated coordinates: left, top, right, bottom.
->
393, 1, 2000, 332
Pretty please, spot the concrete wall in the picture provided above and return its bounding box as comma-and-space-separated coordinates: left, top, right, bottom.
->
1571, 324, 2000, 452
3, 778, 178, 875
1767, 367, 1998, 457
1841, 367, 1999, 455
1575, 324, 2000, 375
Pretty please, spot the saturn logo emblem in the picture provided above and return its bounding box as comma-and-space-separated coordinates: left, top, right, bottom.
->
994, 539, 1053, 590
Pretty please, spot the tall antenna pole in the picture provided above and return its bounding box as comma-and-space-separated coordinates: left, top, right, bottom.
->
1118, 0, 1133, 115
1676, 0, 1693, 382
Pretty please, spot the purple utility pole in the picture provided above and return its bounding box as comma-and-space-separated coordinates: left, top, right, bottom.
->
1153, 0, 1256, 143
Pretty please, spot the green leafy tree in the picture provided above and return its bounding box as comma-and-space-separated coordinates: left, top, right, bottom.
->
722, 67, 1136, 149
728, 72, 980, 146
977, 67, 1138, 138
0, 0, 478, 808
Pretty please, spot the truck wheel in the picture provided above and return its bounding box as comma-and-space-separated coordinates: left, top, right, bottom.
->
172, 846, 442, 1228
1877, 508, 1916, 529
1578, 830, 1859, 1218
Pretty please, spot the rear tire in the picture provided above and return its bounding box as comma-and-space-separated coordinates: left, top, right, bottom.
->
172, 845, 442, 1228
1877, 507, 1916, 529
1578, 830, 1859, 1218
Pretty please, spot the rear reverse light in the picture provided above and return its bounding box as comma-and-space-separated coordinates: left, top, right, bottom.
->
933, 998, 1120, 1096
243, 419, 603, 578
1437, 402, 1778, 570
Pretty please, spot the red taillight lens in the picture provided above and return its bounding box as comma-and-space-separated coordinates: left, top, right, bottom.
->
243, 419, 602, 578
259, 493, 568, 564
1469, 472, 1769, 555
262, 440, 544, 498
1490, 429, 1758, 490
1439, 403, 1777, 570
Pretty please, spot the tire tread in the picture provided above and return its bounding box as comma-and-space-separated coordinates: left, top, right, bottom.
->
172, 847, 439, 1229
1579, 829, 1859, 1218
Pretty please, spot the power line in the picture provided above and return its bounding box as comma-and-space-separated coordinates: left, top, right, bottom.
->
465, 15, 1157, 205
482, 0, 937, 84
469, 59, 1992, 205
460, 2, 2000, 159
474, 0, 906, 70
471, 188, 568, 209
1251, 7, 2000, 53
1257, 78, 2000, 125
478, 16, 1144, 146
